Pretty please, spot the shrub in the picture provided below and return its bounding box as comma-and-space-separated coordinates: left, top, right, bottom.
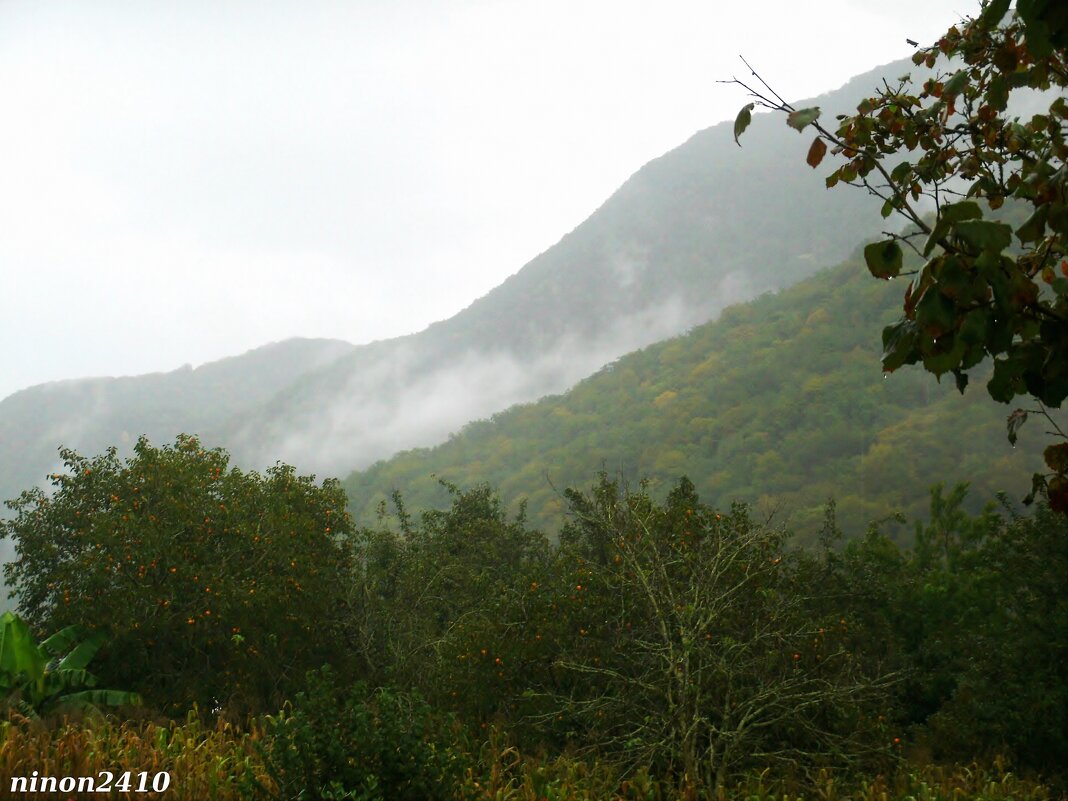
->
247, 666, 464, 801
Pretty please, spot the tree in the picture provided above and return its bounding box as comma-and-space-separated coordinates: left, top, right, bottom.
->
1, 435, 356, 714
729, 0, 1068, 512
515, 476, 895, 790
349, 481, 548, 709
821, 487, 1068, 773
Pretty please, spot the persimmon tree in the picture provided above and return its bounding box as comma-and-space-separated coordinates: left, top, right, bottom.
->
729, 0, 1068, 511
349, 481, 548, 709
1, 435, 356, 714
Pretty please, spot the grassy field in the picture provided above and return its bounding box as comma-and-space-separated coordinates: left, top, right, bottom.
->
1, 714, 1060, 801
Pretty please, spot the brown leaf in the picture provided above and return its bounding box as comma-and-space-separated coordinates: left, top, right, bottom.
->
806, 137, 828, 169
1048, 475, 1068, 515
1044, 442, 1068, 474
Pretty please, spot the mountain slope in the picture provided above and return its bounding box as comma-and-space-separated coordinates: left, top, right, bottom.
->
341, 249, 1050, 540
215, 59, 922, 476
0, 337, 353, 508
3, 57, 919, 509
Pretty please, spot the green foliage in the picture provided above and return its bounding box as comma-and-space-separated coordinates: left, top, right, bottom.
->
818, 486, 1068, 773
350, 482, 548, 714
1, 435, 356, 714
536, 477, 894, 786
0, 55, 922, 524
0, 611, 140, 717
920, 499, 1068, 769
732, 1, 1068, 511
345, 257, 1048, 538
248, 666, 463, 801
733, 102, 754, 144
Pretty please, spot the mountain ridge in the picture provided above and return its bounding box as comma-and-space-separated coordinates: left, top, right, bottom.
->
341, 246, 1046, 539
3, 56, 921, 513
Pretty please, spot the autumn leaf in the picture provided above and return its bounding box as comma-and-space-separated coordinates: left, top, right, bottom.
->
806, 137, 828, 168
1044, 442, 1068, 474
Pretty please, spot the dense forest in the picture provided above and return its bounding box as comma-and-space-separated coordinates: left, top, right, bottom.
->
2, 437, 1066, 799
2, 2, 1067, 799
343, 247, 1047, 541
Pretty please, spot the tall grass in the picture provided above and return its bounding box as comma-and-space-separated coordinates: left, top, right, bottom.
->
0, 711, 273, 800
0, 713, 1058, 801
457, 737, 1058, 801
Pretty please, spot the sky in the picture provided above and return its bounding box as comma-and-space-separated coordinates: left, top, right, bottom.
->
0, 0, 967, 402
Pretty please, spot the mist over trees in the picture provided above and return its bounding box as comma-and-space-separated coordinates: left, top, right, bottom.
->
1, 2, 1066, 797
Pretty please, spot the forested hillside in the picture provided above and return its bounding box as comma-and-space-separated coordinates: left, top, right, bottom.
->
0, 338, 353, 499
3, 3, 1067, 794
344, 247, 1048, 539
0, 62, 922, 519
218, 60, 915, 476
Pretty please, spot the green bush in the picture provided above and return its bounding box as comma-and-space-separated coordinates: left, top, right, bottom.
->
248, 666, 464, 801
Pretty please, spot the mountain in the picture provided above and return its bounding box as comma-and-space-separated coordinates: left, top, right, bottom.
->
211, 59, 927, 476
0, 336, 353, 492
0, 337, 353, 588
341, 248, 1050, 540
1, 57, 921, 514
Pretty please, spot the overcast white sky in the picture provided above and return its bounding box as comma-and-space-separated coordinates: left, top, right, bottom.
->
1, 0, 966, 401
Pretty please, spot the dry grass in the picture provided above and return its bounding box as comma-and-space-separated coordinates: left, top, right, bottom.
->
0, 711, 273, 800
0, 713, 1059, 801
456, 737, 1059, 801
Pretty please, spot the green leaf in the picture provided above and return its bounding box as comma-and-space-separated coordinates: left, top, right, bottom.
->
987, 74, 1009, 110
1016, 205, 1049, 243
934, 255, 969, 302
40, 624, 91, 660
952, 368, 969, 394
43, 668, 98, 698
942, 69, 969, 98
1019, 3, 1054, 58
786, 107, 821, 132
955, 220, 1012, 253
988, 357, 1024, 402
980, 0, 1011, 28
940, 201, 983, 224
881, 319, 919, 372
923, 218, 951, 256
890, 161, 912, 183
57, 631, 105, 672
0, 612, 46, 686
733, 103, 755, 146
50, 688, 142, 710
864, 240, 904, 279
923, 335, 966, 376
1049, 202, 1068, 237
1022, 472, 1046, 505
915, 287, 956, 337
958, 308, 989, 346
